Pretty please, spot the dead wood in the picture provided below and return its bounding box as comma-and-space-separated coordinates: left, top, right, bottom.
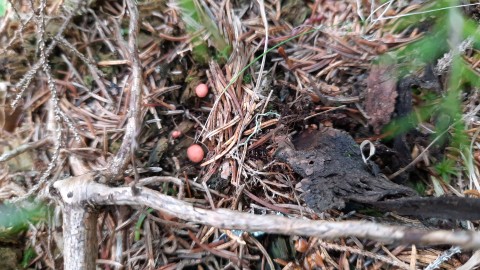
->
53, 174, 480, 250
275, 127, 417, 212
104, 0, 143, 181
361, 196, 480, 220
61, 204, 98, 269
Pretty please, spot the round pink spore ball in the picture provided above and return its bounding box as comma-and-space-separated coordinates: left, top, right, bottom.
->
195, 83, 209, 98
187, 144, 205, 163
171, 130, 182, 139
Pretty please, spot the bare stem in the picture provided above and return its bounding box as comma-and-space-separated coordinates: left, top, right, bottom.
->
54, 175, 480, 250
105, 0, 143, 181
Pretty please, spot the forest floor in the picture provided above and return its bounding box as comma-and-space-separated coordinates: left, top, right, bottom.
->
1, 0, 480, 269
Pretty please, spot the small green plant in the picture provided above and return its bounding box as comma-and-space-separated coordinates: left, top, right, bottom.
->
0, 200, 50, 243
134, 208, 153, 241
21, 247, 37, 268
384, 1, 480, 159
434, 158, 458, 183
0, 0, 7, 17
178, 0, 232, 64
243, 73, 252, 84
413, 180, 427, 195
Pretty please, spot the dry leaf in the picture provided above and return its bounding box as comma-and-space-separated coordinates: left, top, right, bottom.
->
365, 61, 398, 134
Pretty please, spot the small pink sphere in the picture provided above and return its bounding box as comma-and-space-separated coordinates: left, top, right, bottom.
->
195, 83, 209, 98
171, 130, 182, 139
187, 144, 205, 163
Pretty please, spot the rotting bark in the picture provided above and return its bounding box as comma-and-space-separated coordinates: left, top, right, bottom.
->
275, 127, 480, 220
5, 0, 478, 269
275, 127, 417, 212
362, 196, 480, 220
388, 64, 443, 183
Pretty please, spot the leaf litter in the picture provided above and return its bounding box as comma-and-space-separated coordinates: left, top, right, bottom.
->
0, 0, 480, 269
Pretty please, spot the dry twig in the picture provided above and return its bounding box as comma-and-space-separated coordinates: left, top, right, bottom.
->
55, 174, 480, 250
105, 0, 143, 181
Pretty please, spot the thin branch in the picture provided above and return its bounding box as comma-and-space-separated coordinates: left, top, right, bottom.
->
105, 0, 143, 180
54, 175, 480, 250
34, 0, 78, 189
11, 8, 75, 109
0, 137, 53, 162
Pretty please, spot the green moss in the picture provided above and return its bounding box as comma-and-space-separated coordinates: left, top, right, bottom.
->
435, 158, 458, 184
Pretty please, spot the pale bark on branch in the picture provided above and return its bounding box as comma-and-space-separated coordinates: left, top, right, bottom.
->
104, 0, 143, 180
57, 0, 143, 268
54, 174, 480, 253
62, 205, 98, 270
